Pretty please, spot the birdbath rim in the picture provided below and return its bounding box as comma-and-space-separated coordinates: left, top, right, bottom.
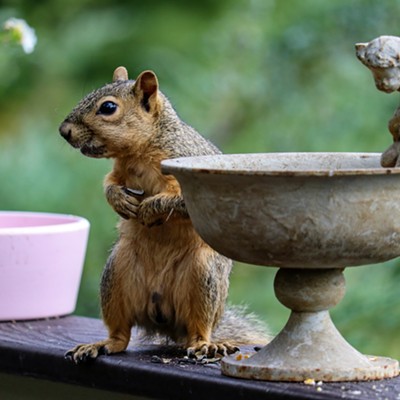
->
162, 152, 400, 177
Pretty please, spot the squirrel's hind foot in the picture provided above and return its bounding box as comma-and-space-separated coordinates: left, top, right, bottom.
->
65, 342, 108, 364
65, 338, 127, 364
187, 341, 239, 359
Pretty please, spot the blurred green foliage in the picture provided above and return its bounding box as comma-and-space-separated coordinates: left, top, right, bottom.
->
1, 0, 400, 358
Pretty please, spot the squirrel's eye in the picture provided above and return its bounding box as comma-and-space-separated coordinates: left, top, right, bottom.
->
97, 101, 118, 115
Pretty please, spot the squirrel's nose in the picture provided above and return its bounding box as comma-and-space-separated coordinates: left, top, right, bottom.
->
59, 121, 72, 141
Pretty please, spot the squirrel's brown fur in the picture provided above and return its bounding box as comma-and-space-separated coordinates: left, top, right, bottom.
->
60, 67, 270, 363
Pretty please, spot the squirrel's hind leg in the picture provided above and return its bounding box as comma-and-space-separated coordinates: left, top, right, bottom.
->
182, 250, 238, 358
65, 242, 134, 364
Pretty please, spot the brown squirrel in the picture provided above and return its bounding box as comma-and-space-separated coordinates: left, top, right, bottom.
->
60, 67, 270, 363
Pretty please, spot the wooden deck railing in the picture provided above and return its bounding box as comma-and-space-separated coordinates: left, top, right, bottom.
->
0, 316, 399, 399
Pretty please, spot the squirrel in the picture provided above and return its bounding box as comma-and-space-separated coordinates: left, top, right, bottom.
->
59, 66, 270, 363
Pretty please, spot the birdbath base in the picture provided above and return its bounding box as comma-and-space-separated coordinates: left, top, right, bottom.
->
221, 268, 399, 381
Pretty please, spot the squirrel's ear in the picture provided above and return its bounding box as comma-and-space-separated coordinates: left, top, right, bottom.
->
113, 66, 129, 82
134, 70, 159, 113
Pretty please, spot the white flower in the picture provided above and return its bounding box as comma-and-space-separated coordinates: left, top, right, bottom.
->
3, 18, 37, 54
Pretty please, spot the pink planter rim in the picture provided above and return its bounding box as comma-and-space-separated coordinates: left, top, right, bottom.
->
0, 211, 90, 235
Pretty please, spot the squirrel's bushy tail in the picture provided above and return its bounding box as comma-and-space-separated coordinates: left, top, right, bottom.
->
212, 304, 272, 346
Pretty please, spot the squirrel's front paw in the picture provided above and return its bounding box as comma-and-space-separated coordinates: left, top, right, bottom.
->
381, 141, 400, 167
137, 197, 168, 227
105, 185, 142, 219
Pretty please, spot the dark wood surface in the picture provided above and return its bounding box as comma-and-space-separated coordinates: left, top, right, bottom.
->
0, 316, 399, 399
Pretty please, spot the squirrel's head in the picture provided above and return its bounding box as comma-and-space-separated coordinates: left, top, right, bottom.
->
59, 67, 162, 158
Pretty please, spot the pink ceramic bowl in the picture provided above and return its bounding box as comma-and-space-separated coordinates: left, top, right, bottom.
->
0, 211, 90, 321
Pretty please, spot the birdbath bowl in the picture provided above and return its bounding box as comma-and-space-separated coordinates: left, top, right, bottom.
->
162, 152, 400, 382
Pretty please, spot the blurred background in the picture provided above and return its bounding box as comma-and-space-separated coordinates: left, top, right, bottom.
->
1, 0, 400, 358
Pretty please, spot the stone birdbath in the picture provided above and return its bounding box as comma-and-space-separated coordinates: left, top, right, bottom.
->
161, 38, 400, 382
162, 153, 400, 382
